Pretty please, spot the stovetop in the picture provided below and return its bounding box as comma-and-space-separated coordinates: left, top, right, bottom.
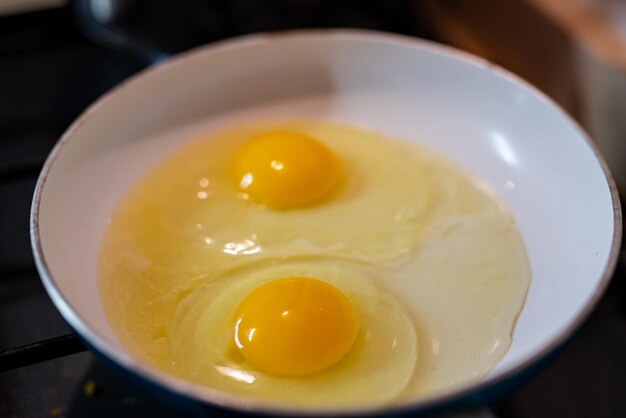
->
1, 4, 625, 418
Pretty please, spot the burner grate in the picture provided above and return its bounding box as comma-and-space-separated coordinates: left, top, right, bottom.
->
0, 333, 85, 373
0, 155, 47, 183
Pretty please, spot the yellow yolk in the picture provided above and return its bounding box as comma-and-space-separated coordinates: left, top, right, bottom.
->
232, 277, 359, 377
231, 131, 341, 209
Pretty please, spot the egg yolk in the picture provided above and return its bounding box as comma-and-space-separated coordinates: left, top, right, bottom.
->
231, 131, 341, 209
232, 277, 359, 377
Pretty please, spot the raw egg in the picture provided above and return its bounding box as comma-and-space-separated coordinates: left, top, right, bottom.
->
99, 121, 433, 264
98, 120, 530, 408
168, 257, 418, 407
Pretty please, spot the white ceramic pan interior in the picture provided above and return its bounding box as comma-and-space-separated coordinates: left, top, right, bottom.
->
31, 30, 621, 416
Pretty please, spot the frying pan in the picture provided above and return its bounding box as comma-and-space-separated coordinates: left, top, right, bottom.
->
31, 30, 621, 417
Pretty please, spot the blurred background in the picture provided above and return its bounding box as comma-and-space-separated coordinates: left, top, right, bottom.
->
1, 1, 625, 417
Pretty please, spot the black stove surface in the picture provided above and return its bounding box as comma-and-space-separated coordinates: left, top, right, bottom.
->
1, 4, 625, 418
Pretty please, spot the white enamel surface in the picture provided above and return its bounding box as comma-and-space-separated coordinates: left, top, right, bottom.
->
34, 31, 618, 410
